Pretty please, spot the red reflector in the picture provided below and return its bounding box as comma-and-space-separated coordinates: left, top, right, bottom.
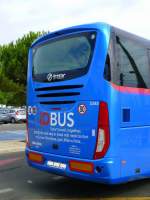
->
28, 152, 44, 164
69, 160, 94, 174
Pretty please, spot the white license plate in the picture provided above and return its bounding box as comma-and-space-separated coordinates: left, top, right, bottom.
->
47, 161, 66, 170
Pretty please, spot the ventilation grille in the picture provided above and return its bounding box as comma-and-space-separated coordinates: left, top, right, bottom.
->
35, 84, 83, 105
35, 84, 83, 91
40, 101, 75, 105
37, 92, 80, 98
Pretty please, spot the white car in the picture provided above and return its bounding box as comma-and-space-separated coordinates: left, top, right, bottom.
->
8, 109, 26, 123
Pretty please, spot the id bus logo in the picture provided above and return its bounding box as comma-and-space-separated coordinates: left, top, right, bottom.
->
40, 112, 74, 127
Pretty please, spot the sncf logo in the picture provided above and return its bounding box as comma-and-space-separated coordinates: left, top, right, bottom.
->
40, 112, 74, 127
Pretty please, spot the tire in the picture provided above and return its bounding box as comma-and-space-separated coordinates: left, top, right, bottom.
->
11, 118, 16, 124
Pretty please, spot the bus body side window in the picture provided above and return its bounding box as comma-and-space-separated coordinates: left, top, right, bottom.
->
104, 54, 111, 81
103, 33, 116, 82
104, 32, 119, 84
116, 35, 150, 88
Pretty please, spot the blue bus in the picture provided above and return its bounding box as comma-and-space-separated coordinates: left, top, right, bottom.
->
26, 22, 150, 184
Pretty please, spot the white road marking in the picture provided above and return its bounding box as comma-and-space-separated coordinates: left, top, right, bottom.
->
52, 176, 63, 180
0, 188, 13, 194
27, 180, 33, 184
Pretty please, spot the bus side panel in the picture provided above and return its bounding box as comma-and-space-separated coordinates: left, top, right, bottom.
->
119, 92, 150, 180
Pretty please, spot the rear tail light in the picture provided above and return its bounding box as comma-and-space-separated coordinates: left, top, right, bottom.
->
94, 101, 110, 159
28, 152, 44, 164
16, 111, 19, 115
69, 160, 94, 174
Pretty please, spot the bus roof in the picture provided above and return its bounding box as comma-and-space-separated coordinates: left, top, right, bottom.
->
112, 26, 150, 48
31, 22, 110, 47
31, 22, 150, 48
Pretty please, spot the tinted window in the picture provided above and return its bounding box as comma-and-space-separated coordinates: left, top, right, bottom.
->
116, 36, 150, 88
104, 54, 111, 81
9, 110, 15, 113
0, 110, 7, 114
33, 31, 96, 82
18, 110, 25, 115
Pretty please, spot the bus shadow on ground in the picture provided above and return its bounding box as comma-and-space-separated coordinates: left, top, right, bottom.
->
31, 174, 150, 199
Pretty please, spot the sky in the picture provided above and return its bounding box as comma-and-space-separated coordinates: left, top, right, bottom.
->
0, 0, 150, 45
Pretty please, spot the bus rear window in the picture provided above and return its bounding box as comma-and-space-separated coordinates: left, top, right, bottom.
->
32, 31, 96, 82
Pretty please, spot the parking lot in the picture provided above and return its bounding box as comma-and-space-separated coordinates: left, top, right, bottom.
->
0, 123, 26, 131
0, 124, 150, 200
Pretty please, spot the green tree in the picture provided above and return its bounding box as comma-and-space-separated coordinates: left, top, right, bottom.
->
0, 31, 45, 106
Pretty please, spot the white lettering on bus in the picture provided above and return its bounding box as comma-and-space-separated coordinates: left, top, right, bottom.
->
67, 113, 74, 127
51, 113, 57, 126
40, 112, 74, 128
58, 112, 66, 127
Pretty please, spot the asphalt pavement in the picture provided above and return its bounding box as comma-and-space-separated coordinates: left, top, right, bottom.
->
0, 151, 150, 200
0, 123, 26, 131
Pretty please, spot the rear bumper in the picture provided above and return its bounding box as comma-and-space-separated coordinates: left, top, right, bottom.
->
15, 117, 26, 122
25, 147, 121, 184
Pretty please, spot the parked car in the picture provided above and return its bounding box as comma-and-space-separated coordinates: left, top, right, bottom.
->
8, 109, 26, 123
0, 109, 10, 124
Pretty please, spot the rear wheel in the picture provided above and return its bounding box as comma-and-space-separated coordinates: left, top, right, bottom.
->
11, 118, 16, 124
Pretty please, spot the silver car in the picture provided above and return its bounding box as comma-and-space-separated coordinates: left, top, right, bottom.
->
0, 109, 11, 123
8, 109, 26, 123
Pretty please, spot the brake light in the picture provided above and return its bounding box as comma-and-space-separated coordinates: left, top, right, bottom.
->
94, 102, 110, 159
16, 111, 19, 115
